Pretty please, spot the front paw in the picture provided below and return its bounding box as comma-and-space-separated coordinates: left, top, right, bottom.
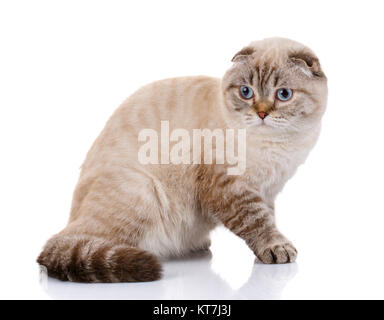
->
256, 242, 297, 264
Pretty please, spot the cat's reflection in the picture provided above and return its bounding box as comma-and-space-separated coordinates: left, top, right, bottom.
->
234, 260, 298, 299
40, 251, 297, 300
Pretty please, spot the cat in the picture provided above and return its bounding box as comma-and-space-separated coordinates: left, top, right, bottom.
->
37, 37, 327, 282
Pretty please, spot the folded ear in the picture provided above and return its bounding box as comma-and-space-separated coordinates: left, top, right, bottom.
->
289, 51, 325, 78
231, 46, 255, 62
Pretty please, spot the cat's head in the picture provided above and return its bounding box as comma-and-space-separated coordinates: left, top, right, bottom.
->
222, 38, 327, 133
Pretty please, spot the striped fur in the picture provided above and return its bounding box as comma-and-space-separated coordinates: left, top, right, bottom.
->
37, 38, 327, 282
37, 235, 161, 282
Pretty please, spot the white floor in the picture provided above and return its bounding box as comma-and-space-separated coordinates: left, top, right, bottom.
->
9, 226, 381, 300
38, 227, 298, 300
40, 251, 297, 300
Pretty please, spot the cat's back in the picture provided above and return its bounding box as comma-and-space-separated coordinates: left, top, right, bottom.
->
80, 76, 221, 173
128, 75, 220, 106
118, 75, 222, 130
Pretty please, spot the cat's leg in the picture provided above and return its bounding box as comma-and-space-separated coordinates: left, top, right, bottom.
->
187, 238, 211, 255
37, 170, 164, 282
198, 169, 297, 264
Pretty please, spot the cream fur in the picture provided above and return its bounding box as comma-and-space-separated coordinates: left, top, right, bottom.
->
38, 38, 328, 283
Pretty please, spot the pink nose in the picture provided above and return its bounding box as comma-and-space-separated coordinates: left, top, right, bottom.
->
258, 112, 268, 119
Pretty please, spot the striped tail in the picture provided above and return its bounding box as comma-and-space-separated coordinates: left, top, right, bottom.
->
37, 234, 162, 282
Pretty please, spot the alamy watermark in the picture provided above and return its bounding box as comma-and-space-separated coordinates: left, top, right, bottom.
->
138, 121, 246, 175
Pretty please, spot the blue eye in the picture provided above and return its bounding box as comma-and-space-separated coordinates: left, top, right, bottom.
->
276, 88, 293, 101
240, 86, 254, 99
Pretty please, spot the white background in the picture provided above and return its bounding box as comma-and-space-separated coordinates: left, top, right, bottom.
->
1, 0, 384, 299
